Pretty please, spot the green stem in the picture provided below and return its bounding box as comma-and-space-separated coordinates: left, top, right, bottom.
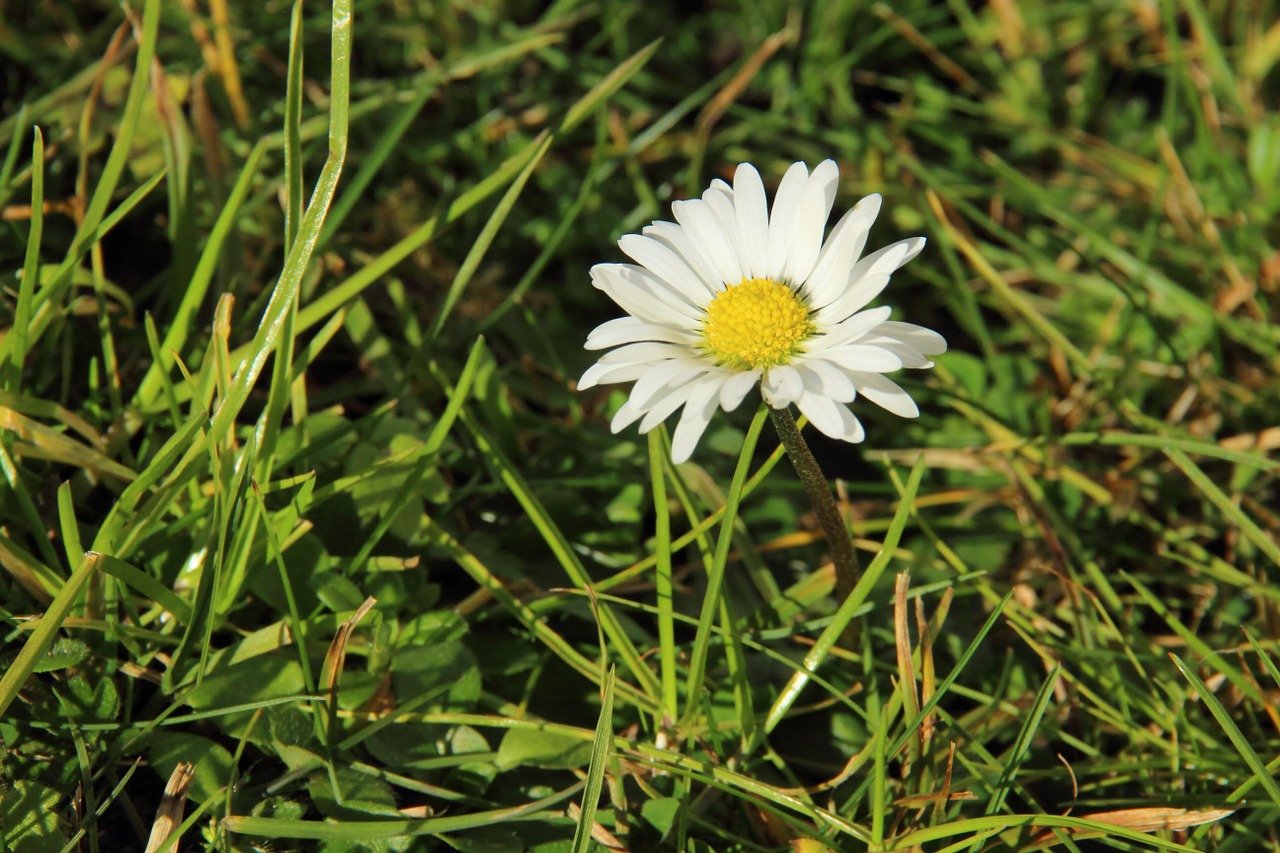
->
768, 407, 860, 605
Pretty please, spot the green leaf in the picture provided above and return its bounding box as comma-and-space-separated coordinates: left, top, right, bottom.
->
390, 639, 481, 713
185, 647, 309, 739
640, 797, 681, 839
28, 638, 89, 674
313, 571, 366, 613
147, 732, 234, 804
54, 674, 118, 723
308, 768, 402, 821
0, 780, 66, 853
495, 728, 591, 771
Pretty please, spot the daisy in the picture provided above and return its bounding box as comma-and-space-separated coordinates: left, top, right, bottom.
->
579, 160, 946, 464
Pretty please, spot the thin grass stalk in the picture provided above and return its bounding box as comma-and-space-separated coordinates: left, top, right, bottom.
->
681, 403, 769, 728
3, 127, 42, 391
206, 0, 351, 444
648, 431, 678, 723
570, 667, 616, 853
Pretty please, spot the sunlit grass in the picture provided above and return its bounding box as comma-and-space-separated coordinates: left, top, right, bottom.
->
1, 1, 1277, 850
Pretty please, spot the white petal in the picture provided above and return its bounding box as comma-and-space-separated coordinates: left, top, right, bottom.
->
766, 162, 810, 279
584, 316, 699, 351
842, 408, 866, 443
644, 220, 728, 296
860, 322, 948, 369
702, 182, 751, 281
670, 376, 725, 463
860, 339, 936, 369
782, 160, 839, 285
618, 235, 716, 306
815, 274, 893, 325
811, 305, 893, 350
822, 344, 903, 373
628, 360, 711, 409
719, 368, 761, 411
803, 193, 882, 309
761, 364, 804, 408
877, 321, 948, 355
794, 359, 856, 403
794, 394, 864, 442
848, 236, 926, 283
598, 341, 689, 365
812, 160, 840, 217
733, 163, 770, 279
592, 264, 701, 327
795, 391, 851, 440
637, 383, 695, 433
850, 371, 919, 418
579, 360, 651, 389
672, 198, 742, 285
611, 402, 644, 432
814, 237, 925, 323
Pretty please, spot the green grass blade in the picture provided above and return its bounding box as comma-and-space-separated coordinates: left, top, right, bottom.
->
892, 813, 1201, 851
763, 454, 926, 734
75, 0, 160, 241
985, 666, 1060, 815
1171, 653, 1280, 809
0, 551, 101, 718
682, 403, 770, 728
427, 132, 552, 341
283, 0, 305, 252
95, 553, 192, 624
461, 408, 659, 700
224, 783, 584, 839
571, 666, 616, 853
1165, 447, 1280, 568
55, 482, 83, 569
3, 126, 42, 391
206, 0, 351, 445
648, 430, 678, 723
560, 38, 661, 133
132, 140, 266, 410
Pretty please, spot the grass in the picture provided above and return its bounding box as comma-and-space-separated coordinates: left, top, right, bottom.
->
1, 0, 1278, 850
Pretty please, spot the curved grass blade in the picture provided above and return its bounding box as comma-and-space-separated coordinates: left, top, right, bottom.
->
460, 408, 660, 700
3, 126, 42, 391
224, 783, 584, 840
206, 0, 351, 446
0, 551, 101, 719
762, 454, 926, 735
1171, 653, 1280, 809
681, 403, 769, 728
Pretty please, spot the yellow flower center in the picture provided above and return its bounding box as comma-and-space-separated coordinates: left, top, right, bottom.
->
702, 277, 814, 370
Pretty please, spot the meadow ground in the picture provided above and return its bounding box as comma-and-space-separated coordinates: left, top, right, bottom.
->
1, 1, 1279, 850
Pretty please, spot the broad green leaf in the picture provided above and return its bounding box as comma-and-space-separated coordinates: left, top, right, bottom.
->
308, 768, 401, 820
29, 638, 89, 674
495, 728, 592, 771
147, 732, 234, 804
0, 780, 66, 853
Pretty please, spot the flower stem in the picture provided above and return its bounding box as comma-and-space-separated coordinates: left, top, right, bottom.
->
768, 407, 860, 607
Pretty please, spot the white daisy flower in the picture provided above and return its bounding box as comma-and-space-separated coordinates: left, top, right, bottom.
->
579, 160, 947, 464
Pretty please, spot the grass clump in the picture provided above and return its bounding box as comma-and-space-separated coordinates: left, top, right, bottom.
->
1, 1, 1278, 851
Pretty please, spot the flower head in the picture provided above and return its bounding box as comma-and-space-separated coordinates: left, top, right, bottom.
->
579, 160, 946, 463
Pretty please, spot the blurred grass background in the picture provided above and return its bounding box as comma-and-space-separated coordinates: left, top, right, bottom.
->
1, 0, 1279, 850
